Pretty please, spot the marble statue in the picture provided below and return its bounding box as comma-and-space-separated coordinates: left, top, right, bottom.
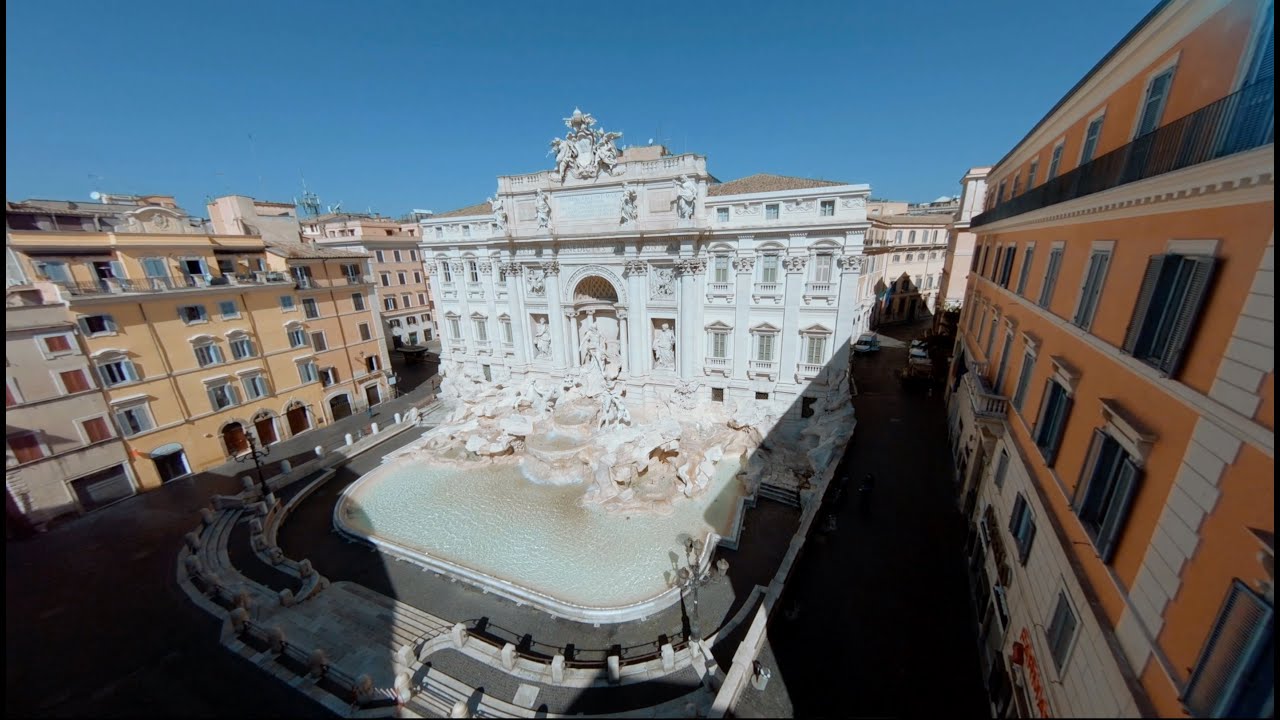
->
652, 323, 676, 370
550, 108, 624, 182
652, 267, 675, 298
527, 268, 546, 296
488, 195, 507, 231
532, 317, 552, 358
674, 175, 698, 219
535, 189, 551, 229
620, 183, 639, 225
579, 316, 604, 372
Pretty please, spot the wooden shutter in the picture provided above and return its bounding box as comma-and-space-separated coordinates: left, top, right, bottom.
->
1183, 580, 1273, 717
1159, 256, 1217, 376
1098, 456, 1141, 563
1074, 251, 1112, 328
1124, 255, 1167, 354
82, 417, 112, 443
60, 370, 91, 393
1074, 429, 1109, 510
1046, 390, 1072, 467
1007, 494, 1025, 535
9, 434, 45, 463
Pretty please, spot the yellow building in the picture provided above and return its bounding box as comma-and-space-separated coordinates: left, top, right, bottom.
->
947, 0, 1272, 716
6, 195, 390, 491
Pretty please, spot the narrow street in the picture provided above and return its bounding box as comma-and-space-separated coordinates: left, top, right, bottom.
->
763, 319, 989, 718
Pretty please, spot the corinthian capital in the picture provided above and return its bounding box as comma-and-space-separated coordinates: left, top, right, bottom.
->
623, 259, 648, 277
782, 256, 807, 273
541, 261, 560, 276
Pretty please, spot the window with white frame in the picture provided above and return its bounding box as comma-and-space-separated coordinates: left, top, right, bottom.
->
1072, 248, 1113, 330
812, 253, 833, 283
393, 250, 402, 262
1081, 115, 1106, 164
207, 380, 238, 411
1012, 350, 1036, 412
287, 325, 307, 348
468, 261, 479, 283
501, 318, 513, 344
319, 367, 338, 387
1039, 247, 1064, 308
716, 207, 730, 223
1008, 493, 1037, 564
1027, 159, 1039, 189
906, 253, 914, 262
191, 339, 223, 368
1123, 253, 1217, 376
381, 273, 391, 287
894, 230, 903, 243
804, 334, 827, 364
709, 330, 729, 359
352, 292, 365, 311
760, 255, 780, 283
280, 295, 296, 311
218, 300, 239, 319
909, 230, 917, 244
410, 250, 418, 261
96, 355, 139, 386
1135, 67, 1175, 137
297, 360, 319, 384
1047, 142, 1065, 181
414, 271, 422, 284
406, 315, 417, 326
463, 225, 472, 237
820, 199, 835, 217
473, 318, 488, 342
375, 250, 385, 263
1182, 580, 1273, 719
1073, 428, 1142, 562
765, 204, 779, 220
384, 297, 397, 311
358, 323, 371, 342
310, 331, 327, 352
80, 314, 117, 336
178, 305, 207, 324
365, 355, 381, 373
113, 401, 154, 437
417, 292, 426, 306
1016, 243, 1035, 296
1033, 378, 1073, 466
753, 329, 778, 362
1045, 591, 1079, 672
302, 298, 320, 319
441, 261, 453, 283
434, 227, 443, 239
397, 271, 407, 285
242, 373, 268, 400
713, 255, 730, 283
448, 315, 462, 338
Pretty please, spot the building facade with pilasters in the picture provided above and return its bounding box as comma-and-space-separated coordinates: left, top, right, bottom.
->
946, 0, 1273, 717
417, 113, 872, 420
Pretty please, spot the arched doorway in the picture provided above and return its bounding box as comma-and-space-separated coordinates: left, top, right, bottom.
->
285, 401, 311, 436
152, 443, 190, 483
329, 393, 353, 420
571, 275, 623, 369
222, 422, 250, 456
252, 410, 278, 446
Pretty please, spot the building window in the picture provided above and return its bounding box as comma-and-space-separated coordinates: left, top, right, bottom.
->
410, 250, 418, 261
820, 199, 835, 217
765, 204, 779, 220
1123, 254, 1217, 376
1072, 249, 1113, 330
319, 367, 338, 388
417, 292, 426, 306
114, 403, 153, 436
892, 254, 901, 263
177, 305, 208, 324
365, 355, 381, 373
59, 369, 93, 393
434, 227, 443, 238
207, 382, 239, 411
755, 333, 776, 362
302, 298, 320, 319
1027, 159, 1039, 189
1038, 247, 1064, 309
1183, 580, 1274, 719
310, 331, 327, 352
993, 450, 1009, 490
1081, 115, 1105, 164
1135, 68, 1176, 137
352, 293, 366, 311
287, 326, 307, 348
8, 432, 46, 464
398, 271, 407, 285
760, 255, 780, 283
994, 331, 1013, 391
712, 388, 725, 402
501, 318, 513, 344
1016, 244, 1035, 296
400, 294, 411, 308
1008, 493, 1037, 564
463, 225, 472, 238
406, 315, 418, 326
81, 416, 113, 444
755, 391, 769, 400
717, 207, 730, 223
448, 316, 462, 338
414, 271, 423, 284
1033, 380, 1072, 466
985, 314, 998, 358
97, 357, 139, 386
1045, 591, 1079, 672
812, 254, 833, 283
1074, 429, 1142, 562
906, 253, 914, 263
709, 331, 729, 359
359, 323, 371, 342
713, 256, 730, 283
80, 314, 117, 336
1047, 142, 1065, 181
193, 340, 224, 368
1012, 351, 1035, 412
280, 295, 296, 312
473, 319, 488, 342
996, 179, 1007, 204
468, 261, 480, 283
340, 263, 361, 281
218, 300, 239, 319
999, 246, 1017, 288
393, 250, 402, 262
229, 335, 255, 360
298, 360, 319, 384
375, 250, 385, 263
1012, 173, 1022, 197
381, 273, 391, 287
34, 260, 70, 283
384, 297, 397, 311
242, 374, 268, 400
805, 335, 827, 364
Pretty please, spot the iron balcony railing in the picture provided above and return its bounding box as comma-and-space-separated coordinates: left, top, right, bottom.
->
44, 272, 292, 297
973, 78, 1274, 227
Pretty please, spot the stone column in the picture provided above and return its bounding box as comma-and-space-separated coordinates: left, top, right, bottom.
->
503, 262, 528, 366
480, 259, 499, 359
779, 255, 807, 389
615, 307, 630, 376
676, 258, 705, 380
565, 309, 580, 367
623, 260, 649, 377
543, 261, 567, 369
835, 252, 864, 364
451, 259, 473, 359
732, 255, 755, 381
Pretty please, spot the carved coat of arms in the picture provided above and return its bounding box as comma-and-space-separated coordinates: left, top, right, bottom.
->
550, 108, 622, 182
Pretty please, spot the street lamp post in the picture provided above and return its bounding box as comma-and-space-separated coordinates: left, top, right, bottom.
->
673, 535, 710, 644
236, 431, 271, 495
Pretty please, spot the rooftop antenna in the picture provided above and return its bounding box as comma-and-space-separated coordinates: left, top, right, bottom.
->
298, 175, 321, 218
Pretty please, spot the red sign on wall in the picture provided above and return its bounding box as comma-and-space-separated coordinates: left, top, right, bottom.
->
1019, 628, 1052, 718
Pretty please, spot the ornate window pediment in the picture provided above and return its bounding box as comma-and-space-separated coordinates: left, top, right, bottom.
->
1099, 398, 1157, 466
705, 320, 734, 332
444, 311, 460, 319
750, 321, 781, 334
799, 323, 832, 336
1050, 354, 1081, 394
470, 311, 488, 320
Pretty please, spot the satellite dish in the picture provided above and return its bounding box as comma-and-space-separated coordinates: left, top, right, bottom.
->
89, 191, 101, 200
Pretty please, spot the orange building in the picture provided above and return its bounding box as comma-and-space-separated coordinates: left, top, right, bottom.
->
946, 0, 1273, 717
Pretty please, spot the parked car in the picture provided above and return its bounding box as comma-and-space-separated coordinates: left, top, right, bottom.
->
853, 333, 881, 353
909, 346, 930, 360
910, 338, 928, 351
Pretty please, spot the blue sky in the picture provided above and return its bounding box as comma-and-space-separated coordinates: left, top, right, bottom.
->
6, 0, 1156, 218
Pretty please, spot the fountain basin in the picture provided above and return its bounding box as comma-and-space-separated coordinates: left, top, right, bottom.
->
335, 452, 747, 623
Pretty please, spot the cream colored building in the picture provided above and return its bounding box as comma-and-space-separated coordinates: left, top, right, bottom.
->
937, 166, 990, 319
6, 194, 390, 492
861, 213, 952, 326
6, 283, 135, 525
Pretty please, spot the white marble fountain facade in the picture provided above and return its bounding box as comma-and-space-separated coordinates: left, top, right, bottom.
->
333, 111, 867, 624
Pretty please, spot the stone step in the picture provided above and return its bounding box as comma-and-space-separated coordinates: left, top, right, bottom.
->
757, 483, 801, 508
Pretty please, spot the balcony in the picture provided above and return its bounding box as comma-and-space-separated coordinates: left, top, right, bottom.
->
795, 362, 825, 382
46, 272, 291, 298
964, 371, 1008, 429
704, 356, 731, 376
752, 282, 782, 304
748, 359, 778, 380
466, 283, 485, 300
974, 79, 1274, 227
706, 281, 734, 302
474, 339, 492, 354
804, 281, 836, 306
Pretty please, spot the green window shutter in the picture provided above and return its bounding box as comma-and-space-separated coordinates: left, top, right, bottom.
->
1183, 580, 1274, 718
1159, 256, 1217, 376
1123, 255, 1167, 354
1097, 456, 1141, 563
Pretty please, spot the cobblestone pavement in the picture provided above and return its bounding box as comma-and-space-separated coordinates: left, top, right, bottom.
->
735, 319, 989, 718
4, 377, 438, 718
